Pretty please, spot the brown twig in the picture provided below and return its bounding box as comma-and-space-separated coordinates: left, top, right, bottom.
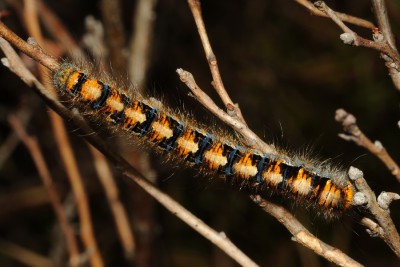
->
8, 114, 80, 266
348, 167, 400, 257
88, 145, 136, 259
251, 195, 363, 267
370, 0, 400, 93
335, 109, 400, 183
295, 0, 376, 29
186, 0, 249, 128
0, 30, 259, 267
313, 1, 400, 91
360, 217, 385, 239
0, 18, 59, 72
0, 239, 54, 267
371, 0, 397, 51
128, 0, 157, 89
177, 69, 275, 155
0, 97, 36, 169
100, 0, 127, 75
22, 1, 104, 266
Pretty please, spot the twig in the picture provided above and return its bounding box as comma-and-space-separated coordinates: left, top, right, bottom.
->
0, 239, 54, 267
100, 0, 127, 74
370, 0, 400, 93
313, 1, 400, 91
295, 0, 376, 29
371, 0, 397, 51
0, 31, 259, 267
88, 145, 136, 259
8, 114, 80, 266
177, 69, 275, 155
124, 170, 259, 267
128, 0, 157, 89
21, 2, 104, 266
186, 0, 248, 127
0, 97, 36, 169
251, 196, 363, 267
0, 186, 53, 217
360, 217, 385, 239
335, 109, 400, 183
348, 167, 400, 257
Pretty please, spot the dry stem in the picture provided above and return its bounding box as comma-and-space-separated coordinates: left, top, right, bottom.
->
22, 1, 103, 266
128, 0, 157, 89
8, 114, 80, 266
294, 0, 376, 29
335, 109, 400, 183
348, 168, 400, 257
88, 145, 136, 259
0, 239, 54, 267
313, 1, 400, 91
252, 196, 363, 267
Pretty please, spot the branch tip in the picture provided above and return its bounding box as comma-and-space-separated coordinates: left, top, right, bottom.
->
377, 192, 400, 210
348, 166, 364, 181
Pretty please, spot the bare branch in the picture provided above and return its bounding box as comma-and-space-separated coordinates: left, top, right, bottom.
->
251, 196, 363, 267
8, 114, 80, 266
348, 167, 400, 257
313, 1, 400, 91
187, 0, 249, 127
294, 0, 376, 29
335, 109, 400, 183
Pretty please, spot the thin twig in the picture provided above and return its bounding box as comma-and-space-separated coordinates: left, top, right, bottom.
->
348, 167, 400, 257
0, 32, 259, 267
22, 1, 104, 266
370, 0, 400, 92
295, 0, 376, 29
8, 114, 80, 266
128, 0, 157, 89
313, 1, 400, 91
186, 0, 249, 127
335, 109, 400, 183
88, 145, 136, 259
252, 195, 363, 267
371, 0, 397, 51
0, 97, 36, 169
0, 239, 54, 267
177, 68, 275, 154
360, 217, 385, 239
100, 0, 127, 74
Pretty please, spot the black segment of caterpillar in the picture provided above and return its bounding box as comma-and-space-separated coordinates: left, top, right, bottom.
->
52, 63, 355, 218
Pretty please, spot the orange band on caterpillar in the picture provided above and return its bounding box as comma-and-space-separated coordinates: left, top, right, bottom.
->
53, 63, 355, 217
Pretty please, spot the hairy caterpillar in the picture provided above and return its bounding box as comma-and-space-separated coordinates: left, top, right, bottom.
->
53, 62, 355, 218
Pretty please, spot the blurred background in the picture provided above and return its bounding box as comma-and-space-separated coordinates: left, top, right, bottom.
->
0, 0, 399, 266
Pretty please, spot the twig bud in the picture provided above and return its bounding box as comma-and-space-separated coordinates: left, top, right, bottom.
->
377, 192, 400, 210
348, 166, 363, 181
340, 33, 355, 45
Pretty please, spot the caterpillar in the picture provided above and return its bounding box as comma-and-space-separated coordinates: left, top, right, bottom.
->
53, 62, 355, 218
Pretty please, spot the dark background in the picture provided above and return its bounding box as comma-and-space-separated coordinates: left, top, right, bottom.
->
0, 0, 399, 266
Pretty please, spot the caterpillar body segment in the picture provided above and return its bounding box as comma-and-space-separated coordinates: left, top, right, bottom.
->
53, 63, 355, 217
